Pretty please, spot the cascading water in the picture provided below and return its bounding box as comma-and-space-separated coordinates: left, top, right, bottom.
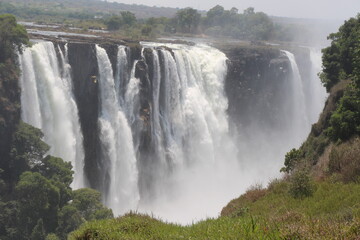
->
19, 41, 86, 189
282, 50, 310, 143
19, 40, 327, 224
132, 43, 240, 222
308, 48, 328, 123
95, 45, 140, 215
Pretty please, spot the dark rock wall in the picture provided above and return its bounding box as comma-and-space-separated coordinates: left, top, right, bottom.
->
221, 46, 292, 131
67, 43, 101, 190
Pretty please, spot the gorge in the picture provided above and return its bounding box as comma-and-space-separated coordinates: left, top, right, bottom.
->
18, 39, 327, 223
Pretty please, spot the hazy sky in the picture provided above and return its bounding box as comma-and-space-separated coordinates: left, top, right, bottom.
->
107, 0, 360, 20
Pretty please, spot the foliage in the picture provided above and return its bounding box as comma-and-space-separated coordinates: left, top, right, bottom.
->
281, 148, 302, 173
320, 15, 360, 92
8, 121, 49, 183
70, 180, 360, 239
326, 87, 360, 141
16, 171, 60, 235
175, 8, 201, 34
0, 14, 28, 62
72, 188, 113, 221
105, 16, 123, 31
31, 219, 46, 240
288, 170, 314, 199
34, 155, 74, 207
328, 137, 360, 183
0, 121, 112, 240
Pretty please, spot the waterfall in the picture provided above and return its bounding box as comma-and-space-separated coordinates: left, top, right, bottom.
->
135, 43, 239, 222
95, 45, 140, 215
19, 41, 86, 189
308, 48, 328, 123
19, 40, 327, 224
282, 50, 310, 143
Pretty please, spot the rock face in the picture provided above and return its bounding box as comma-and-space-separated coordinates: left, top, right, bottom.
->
221, 46, 292, 131
67, 43, 100, 189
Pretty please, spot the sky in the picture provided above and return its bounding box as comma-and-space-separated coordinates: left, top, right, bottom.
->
107, 0, 360, 20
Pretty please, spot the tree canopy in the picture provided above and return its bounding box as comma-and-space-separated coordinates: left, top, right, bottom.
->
0, 14, 28, 62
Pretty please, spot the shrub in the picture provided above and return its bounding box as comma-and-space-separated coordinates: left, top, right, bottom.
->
288, 171, 314, 199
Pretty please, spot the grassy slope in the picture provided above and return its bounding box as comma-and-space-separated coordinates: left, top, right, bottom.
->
69, 180, 360, 239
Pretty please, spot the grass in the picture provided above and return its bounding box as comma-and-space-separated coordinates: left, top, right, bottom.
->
69, 180, 360, 240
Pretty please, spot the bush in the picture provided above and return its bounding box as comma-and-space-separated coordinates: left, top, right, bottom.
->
288, 171, 314, 199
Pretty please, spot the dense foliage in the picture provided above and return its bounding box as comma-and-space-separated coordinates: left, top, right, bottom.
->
0, 122, 113, 240
320, 15, 360, 142
0, 14, 28, 62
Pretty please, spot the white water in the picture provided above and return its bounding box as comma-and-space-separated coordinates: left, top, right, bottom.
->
129, 43, 241, 223
96, 45, 140, 215
282, 50, 310, 144
19, 41, 327, 224
19, 42, 86, 189
308, 48, 328, 123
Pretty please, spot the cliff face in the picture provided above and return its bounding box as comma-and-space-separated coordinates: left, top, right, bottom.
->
67, 43, 100, 189
221, 46, 292, 132
24, 40, 312, 195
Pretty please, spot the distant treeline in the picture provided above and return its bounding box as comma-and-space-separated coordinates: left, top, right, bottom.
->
104, 5, 296, 41
0, 1, 301, 41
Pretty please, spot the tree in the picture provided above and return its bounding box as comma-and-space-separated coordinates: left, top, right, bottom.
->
176, 8, 201, 33
8, 122, 49, 186
121, 11, 136, 26
288, 170, 314, 199
34, 155, 74, 208
281, 148, 302, 173
206, 5, 225, 26
16, 172, 60, 235
105, 16, 122, 30
320, 15, 360, 92
0, 14, 28, 62
72, 188, 113, 221
56, 205, 83, 239
244, 7, 255, 15
30, 219, 46, 240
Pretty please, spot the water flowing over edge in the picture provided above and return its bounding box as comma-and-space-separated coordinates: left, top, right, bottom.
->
19, 41, 326, 224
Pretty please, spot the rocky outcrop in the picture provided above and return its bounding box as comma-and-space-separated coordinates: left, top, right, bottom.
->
220, 46, 292, 131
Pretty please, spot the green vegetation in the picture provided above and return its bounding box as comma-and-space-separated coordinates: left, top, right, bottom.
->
0, 0, 304, 41
69, 180, 360, 239
0, 121, 113, 240
283, 14, 360, 176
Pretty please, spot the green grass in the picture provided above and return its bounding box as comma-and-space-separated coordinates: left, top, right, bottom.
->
69, 181, 360, 239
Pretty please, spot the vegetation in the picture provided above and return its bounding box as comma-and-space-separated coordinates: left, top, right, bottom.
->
282, 14, 360, 176
69, 180, 360, 239
0, 0, 306, 41
0, 121, 113, 240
